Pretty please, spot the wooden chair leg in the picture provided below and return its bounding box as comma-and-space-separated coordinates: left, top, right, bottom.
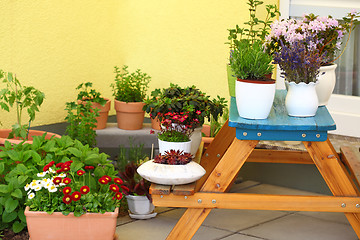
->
304, 140, 360, 238
166, 139, 258, 240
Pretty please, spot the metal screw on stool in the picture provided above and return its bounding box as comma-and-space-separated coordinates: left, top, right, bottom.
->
212, 199, 216, 204
356, 204, 360, 208
198, 199, 202, 204
341, 203, 346, 208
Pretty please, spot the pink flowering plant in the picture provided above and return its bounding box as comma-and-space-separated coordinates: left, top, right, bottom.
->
265, 10, 359, 65
153, 111, 195, 142
23, 136, 126, 217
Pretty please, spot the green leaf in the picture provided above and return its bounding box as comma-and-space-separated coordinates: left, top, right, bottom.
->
18, 208, 26, 222
18, 175, 28, 185
5, 197, 19, 212
30, 150, 41, 163
0, 162, 4, 174
67, 147, 82, 157
11, 189, 22, 199
2, 210, 17, 223
0, 184, 9, 193
12, 220, 26, 233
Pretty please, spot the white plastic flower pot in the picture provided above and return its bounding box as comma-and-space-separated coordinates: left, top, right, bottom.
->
235, 79, 276, 119
316, 64, 337, 106
137, 160, 206, 185
158, 138, 192, 155
125, 195, 154, 215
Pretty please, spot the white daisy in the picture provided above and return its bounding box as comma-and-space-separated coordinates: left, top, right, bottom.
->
24, 183, 31, 191
44, 182, 53, 189
48, 185, 57, 193
58, 173, 66, 178
34, 185, 42, 191
37, 172, 46, 177
49, 168, 56, 174
28, 192, 35, 199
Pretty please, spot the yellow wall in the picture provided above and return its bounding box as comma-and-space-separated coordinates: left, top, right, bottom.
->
0, 0, 277, 128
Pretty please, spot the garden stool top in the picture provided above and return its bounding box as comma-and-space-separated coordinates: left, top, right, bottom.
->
228, 90, 336, 142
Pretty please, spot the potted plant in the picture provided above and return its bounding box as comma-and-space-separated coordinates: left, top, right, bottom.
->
266, 23, 322, 117
265, 11, 359, 106
226, 0, 279, 98
116, 141, 155, 219
76, 82, 110, 129
137, 150, 206, 185
111, 65, 151, 130
21, 135, 124, 240
144, 83, 227, 155
202, 107, 229, 148
0, 70, 60, 145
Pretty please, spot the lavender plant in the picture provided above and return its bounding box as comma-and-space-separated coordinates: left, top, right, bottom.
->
273, 37, 321, 84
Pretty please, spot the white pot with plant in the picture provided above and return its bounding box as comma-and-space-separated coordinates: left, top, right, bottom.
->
137, 150, 206, 185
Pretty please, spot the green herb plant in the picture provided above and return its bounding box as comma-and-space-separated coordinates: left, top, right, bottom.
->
111, 65, 151, 103
65, 82, 105, 147
0, 70, 45, 140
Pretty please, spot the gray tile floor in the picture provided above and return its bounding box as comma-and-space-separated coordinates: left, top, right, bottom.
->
115, 181, 358, 240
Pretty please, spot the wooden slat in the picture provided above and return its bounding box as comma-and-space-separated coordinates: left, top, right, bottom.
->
153, 192, 360, 213
193, 141, 204, 164
149, 183, 171, 195
304, 140, 360, 238
248, 149, 313, 164
172, 183, 196, 196
340, 146, 360, 187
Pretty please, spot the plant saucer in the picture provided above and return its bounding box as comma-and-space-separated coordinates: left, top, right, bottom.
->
128, 211, 157, 220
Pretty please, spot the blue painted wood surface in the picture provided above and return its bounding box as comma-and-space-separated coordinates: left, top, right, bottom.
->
229, 90, 336, 141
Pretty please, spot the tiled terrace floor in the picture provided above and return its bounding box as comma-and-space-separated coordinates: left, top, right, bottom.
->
115, 180, 358, 240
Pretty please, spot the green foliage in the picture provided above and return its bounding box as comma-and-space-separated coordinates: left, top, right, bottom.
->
157, 130, 190, 142
65, 82, 103, 147
143, 83, 227, 128
111, 65, 151, 103
230, 39, 274, 80
0, 70, 45, 140
208, 107, 229, 138
114, 138, 148, 172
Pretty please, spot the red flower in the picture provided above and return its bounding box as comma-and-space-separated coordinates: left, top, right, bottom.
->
121, 185, 130, 194
77, 170, 85, 176
114, 178, 123, 185
43, 165, 49, 172
63, 195, 72, 204
61, 166, 70, 172
80, 186, 90, 195
55, 162, 63, 168
109, 184, 119, 192
84, 166, 94, 170
150, 130, 155, 134
115, 192, 123, 200
48, 161, 55, 167
98, 177, 109, 185
53, 177, 62, 185
103, 175, 112, 182
63, 186, 72, 195
56, 169, 62, 174
63, 177, 72, 185
71, 191, 82, 201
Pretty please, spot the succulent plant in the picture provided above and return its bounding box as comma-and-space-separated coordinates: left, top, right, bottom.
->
153, 150, 193, 165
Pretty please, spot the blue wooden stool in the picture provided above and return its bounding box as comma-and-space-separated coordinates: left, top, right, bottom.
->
151, 90, 360, 239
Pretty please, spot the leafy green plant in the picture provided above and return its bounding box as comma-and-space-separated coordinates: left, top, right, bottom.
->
208, 107, 229, 138
0, 70, 45, 140
227, 0, 279, 81
143, 83, 227, 129
65, 82, 105, 147
111, 65, 151, 103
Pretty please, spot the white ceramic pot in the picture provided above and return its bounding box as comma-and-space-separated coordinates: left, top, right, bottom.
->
235, 79, 276, 119
286, 81, 318, 117
125, 195, 154, 215
137, 160, 206, 185
316, 64, 337, 106
158, 138, 192, 155
189, 126, 203, 157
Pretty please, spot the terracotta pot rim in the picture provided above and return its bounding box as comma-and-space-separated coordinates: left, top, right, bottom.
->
0, 129, 61, 145
24, 206, 119, 217
237, 78, 276, 84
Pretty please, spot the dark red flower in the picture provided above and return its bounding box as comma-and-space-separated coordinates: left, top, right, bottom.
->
84, 166, 94, 170
63, 177, 72, 185
103, 175, 112, 182
98, 177, 109, 185
77, 170, 85, 176
109, 184, 119, 192
121, 185, 130, 194
63, 195, 72, 204
56, 169, 62, 174
48, 161, 55, 167
114, 178, 123, 185
71, 191, 82, 201
61, 166, 70, 172
43, 165, 49, 172
53, 177, 62, 185
115, 192, 123, 200
80, 186, 90, 195
63, 186, 72, 195
55, 162, 63, 168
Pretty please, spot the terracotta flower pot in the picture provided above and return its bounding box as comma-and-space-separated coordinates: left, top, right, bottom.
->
201, 125, 214, 148
151, 116, 161, 130
25, 206, 118, 240
92, 98, 111, 130
114, 100, 145, 130
0, 129, 61, 146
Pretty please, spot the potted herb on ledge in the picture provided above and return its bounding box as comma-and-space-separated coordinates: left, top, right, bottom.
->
111, 65, 151, 130
0, 70, 60, 145
137, 150, 206, 185
144, 83, 227, 156
229, 0, 279, 120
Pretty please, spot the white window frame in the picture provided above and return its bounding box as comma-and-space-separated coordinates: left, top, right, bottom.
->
279, 0, 360, 137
